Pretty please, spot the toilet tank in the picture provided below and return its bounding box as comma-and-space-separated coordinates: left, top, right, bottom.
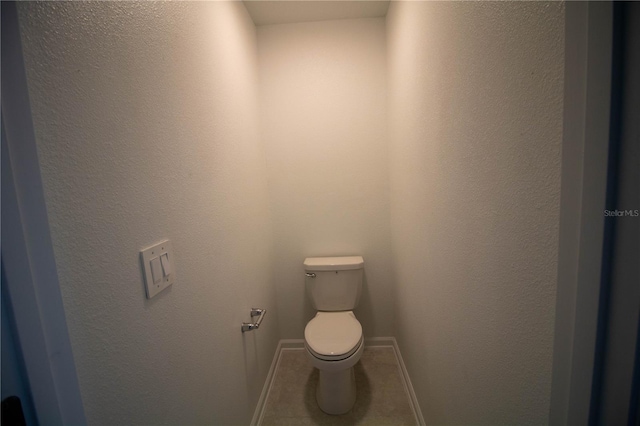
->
304, 256, 364, 311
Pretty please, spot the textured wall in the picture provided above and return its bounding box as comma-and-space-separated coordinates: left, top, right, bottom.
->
17, 2, 278, 424
386, 2, 564, 424
17, 2, 567, 422
257, 18, 393, 338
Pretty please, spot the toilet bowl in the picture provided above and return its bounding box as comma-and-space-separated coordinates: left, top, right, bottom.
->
303, 256, 365, 415
304, 311, 364, 414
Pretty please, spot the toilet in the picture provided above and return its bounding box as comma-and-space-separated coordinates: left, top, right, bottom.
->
303, 256, 365, 415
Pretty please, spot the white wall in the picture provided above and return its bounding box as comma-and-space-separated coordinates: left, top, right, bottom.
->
17, 2, 278, 424
15, 2, 569, 423
386, 2, 564, 424
257, 18, 393, 338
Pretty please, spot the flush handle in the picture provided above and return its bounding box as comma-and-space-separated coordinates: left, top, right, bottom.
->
305, 273, 316, 278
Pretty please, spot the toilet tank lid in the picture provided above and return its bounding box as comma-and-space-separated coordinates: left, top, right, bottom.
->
304, 256, 364, 271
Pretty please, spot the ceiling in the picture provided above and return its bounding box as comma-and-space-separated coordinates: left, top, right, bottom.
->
243, 0, 391, 26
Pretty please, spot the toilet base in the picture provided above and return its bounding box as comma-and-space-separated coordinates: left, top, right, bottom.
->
316, 366, 357, 415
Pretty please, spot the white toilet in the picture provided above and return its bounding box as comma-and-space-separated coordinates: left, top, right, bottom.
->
303, 256, 365, 415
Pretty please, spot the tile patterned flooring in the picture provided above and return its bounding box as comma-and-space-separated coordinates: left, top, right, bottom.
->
261, 346, 417, 425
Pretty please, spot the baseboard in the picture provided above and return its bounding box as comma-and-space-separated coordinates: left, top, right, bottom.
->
250, 337, 425, 426
278, 337, 396, 349
250, 340, 283, 426
364, 336, 395, 346
389, 337, 426, 425
279, 338, 304, 349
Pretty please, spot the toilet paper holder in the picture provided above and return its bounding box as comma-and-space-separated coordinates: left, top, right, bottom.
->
241, 308, 266, 332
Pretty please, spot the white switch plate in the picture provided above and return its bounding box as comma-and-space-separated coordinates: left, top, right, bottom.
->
140, 240, 175, 299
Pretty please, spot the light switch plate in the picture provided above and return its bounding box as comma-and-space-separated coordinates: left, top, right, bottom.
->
140, 240, 175, 299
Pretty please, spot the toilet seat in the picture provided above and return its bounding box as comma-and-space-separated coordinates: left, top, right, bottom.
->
307, 336, 363, 361
304, 311, 362, 360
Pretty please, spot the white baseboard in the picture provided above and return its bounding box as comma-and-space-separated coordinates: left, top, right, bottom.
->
389, 337, 426, 425
250, 337, 424, 426
279, 338, 304, 349
363, 337, 425, 425
250, 340, 283, 426
364, 336, 395, 346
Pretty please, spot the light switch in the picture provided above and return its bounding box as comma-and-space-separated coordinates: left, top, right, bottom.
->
140, 240, 175, 299
160, 253, 172, 277
150, 257, 162, 284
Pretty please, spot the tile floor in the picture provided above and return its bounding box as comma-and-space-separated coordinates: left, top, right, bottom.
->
261, 346, 417, 425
